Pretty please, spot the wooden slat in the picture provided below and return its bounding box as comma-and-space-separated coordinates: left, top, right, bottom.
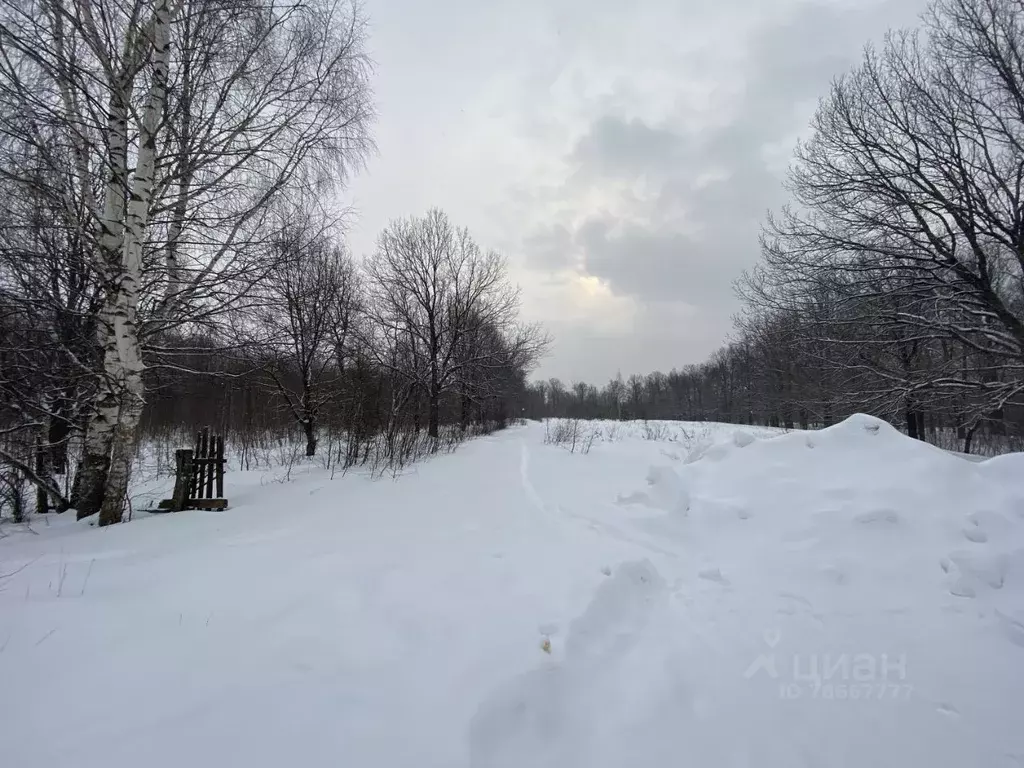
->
215, 436, 224, 498
169, 449, 193, 512
198, 428, 210, 499
205, 430, 215, 499
190, 431, 201, 499
188, 498, 228, 510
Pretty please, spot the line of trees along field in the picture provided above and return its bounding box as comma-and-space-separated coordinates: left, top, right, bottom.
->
0, 0, 545, 525
525, 0, 1024, 455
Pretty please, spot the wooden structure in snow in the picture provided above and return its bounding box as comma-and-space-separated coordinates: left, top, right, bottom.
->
158, 427, 228, 511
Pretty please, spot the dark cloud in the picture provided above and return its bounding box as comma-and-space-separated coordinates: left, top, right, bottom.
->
570, 116, 684, 179
576, 219, 738, 305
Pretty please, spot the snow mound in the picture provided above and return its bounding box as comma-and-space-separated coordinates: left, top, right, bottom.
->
684, 426, 761, 464
731, 429, 757, 448
680, 413, 1024, 601
616, 465, 691, 514
592, 413, 1024, 765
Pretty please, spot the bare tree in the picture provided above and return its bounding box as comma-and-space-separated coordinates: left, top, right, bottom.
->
760, 0, 1024, 409
254, 210, 360, 457
364, 209, 528, 440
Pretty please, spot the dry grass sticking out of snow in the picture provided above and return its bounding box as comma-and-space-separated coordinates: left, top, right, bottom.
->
542, 417, 784, 456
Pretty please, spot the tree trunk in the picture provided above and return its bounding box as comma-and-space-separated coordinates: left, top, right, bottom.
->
99, 391, 143, 527
91, 0, 175, 528
428, 357, 440, 439
86, 287, 144, 527
906, 406, 920, 439
963, 423, 979, 455
73, 369, 124, 520
412, 389, 422, 433
303, 418, 317, 457
428, 389, 440, 440
35, 428, 51, 515
48, 410, 72, 476
73, 416, 115, 519
79, 49, 130, 521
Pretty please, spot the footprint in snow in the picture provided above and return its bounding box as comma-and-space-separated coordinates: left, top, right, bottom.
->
820, 565, 848, 585
853, 508, 901, 527
468, 560, 667, 767
565, 560, 666, 662
697, 567, 729, 585
963, 526, 988, 544
994, 610, 1024, 649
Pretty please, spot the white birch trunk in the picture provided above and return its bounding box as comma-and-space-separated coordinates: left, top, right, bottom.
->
98, 0, 178, 526
76, 63, 131, 521
73, 387, 119, 519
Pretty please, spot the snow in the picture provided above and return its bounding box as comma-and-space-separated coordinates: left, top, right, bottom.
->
2, 415, 1023, 767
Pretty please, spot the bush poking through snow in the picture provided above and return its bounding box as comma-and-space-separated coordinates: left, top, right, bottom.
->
641, 420, 673, 441
544, 419, 598, 454
0, 467, 29, 523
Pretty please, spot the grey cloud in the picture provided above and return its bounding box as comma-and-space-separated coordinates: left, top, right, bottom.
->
540, 302, 733, 382
570, 116, 684, 179
523, 223, 575, 270
576, 216, 752, 306
346, 0, 930, 381
524, 0, 927, 314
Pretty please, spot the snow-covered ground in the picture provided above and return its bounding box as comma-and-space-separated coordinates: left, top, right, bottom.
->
2, 415, 1023, 767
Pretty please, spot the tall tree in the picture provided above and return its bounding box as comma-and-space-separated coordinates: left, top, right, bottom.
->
365, 209, 531, 440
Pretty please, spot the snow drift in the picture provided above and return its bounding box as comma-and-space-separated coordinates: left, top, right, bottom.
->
1, 415, 1022, 767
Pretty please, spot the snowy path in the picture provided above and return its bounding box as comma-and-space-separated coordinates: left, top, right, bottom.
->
2, 418, 1023, 767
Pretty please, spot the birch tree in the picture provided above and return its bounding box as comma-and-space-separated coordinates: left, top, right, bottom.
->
0, 0, 373, 523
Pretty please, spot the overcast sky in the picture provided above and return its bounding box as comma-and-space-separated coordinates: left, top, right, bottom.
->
344, 0, 927, 384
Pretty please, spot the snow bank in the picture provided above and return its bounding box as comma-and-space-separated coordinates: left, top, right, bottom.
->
674, 414, 1024, 609
596, 413, 1024, 766
684, 424, 764, 463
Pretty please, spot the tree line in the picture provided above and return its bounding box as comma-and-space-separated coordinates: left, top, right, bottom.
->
0, 0, 544, 525
527, 0, 1024, 455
